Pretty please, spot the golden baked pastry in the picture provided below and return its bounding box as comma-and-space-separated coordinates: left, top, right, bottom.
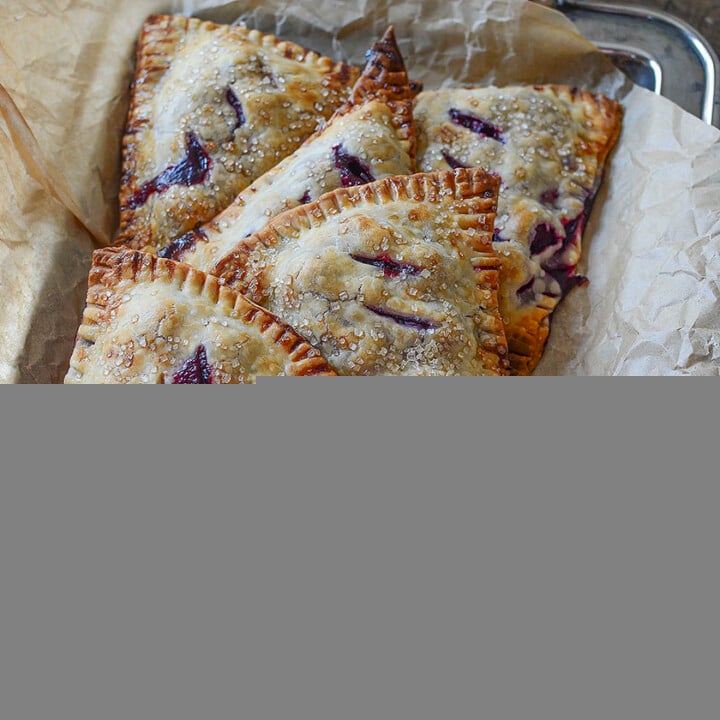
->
117, 14, 360, 252
213, 169, 508, 376
158, 26, 416, 271
64, 248, 336, 383
415, 85, 622, 374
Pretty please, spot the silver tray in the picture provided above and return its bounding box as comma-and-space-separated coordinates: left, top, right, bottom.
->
540, 1, 720, 127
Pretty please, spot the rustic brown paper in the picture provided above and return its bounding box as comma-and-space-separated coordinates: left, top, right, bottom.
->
536, 86, 720, 375
1, 0, 718, 380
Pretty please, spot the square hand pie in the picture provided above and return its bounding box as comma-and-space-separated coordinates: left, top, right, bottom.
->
158, 26, 417, 271
64, 248, 336, 383
213, 169, 509, 376
415, 86, 622, 374
117, 14, 360, 252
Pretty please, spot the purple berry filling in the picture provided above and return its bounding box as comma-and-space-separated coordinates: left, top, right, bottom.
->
159, 226, 208, 261
562, 206, 590, 241
350, 253, 422, 278
541, 189, 559, 206
449, 108, 504, 143
172, 345, 213, 384
128, 132, 212, 209
226, 88, 246, 132
542, 262, 588, 298
530, 223, 562, 256
333, 145, 375, 187
299, 191, 312, 205
538, 194, 596, 298
364, 304, 439, 331
516, 277, 537, 304
442, 151, 469, 169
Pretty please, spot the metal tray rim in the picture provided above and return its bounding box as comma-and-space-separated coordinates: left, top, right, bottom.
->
544, 0, 720, 126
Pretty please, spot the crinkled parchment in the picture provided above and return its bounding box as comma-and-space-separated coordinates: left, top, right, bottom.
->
1, 0, 718, 381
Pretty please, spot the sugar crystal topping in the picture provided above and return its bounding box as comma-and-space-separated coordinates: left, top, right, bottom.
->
211, 173, 505, 376
125, 22, 357, 248
66, 253, 337, 383
415, 86, 606, 353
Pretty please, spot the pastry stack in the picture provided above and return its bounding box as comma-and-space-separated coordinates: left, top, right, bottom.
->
66, 14, 622, 383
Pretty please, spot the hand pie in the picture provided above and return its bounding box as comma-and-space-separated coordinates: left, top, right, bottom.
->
117, 14, 360, 252
64, 248, 336, 383
159, 26, 416, 272
213, 169, 508, 376
414, 86, 622, 374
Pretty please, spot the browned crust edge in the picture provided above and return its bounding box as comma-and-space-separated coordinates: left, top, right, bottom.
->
339, 26, 416, 166
65, 247, 337, 382
116, 14, 360, 249
214, 168, 509, 374
535, 84, 623, 172
164, 25, 419, 264
502, 85, 622, 376
117, 14, 182, 251
414, 84, 623, 375
504, 307, 552, 377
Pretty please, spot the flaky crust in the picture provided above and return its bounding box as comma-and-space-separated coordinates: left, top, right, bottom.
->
64, 248, 336, 383
117, 14, 360, 252
415, 85, 622, 375
338, 26, 416, 162
538, 86, 623, 174
159, 25, 417, 270
213, 169, 508, 376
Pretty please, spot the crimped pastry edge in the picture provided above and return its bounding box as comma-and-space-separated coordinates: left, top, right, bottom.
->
415, 84, 623, 375
116, 13, 361, 249
65, 247, 337, 382
337, 25, 417, 166
214, 168, 509, 374
164, 23, 420, 265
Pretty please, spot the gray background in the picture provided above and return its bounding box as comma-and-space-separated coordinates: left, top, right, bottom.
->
1, 383, 718, 720
572, 1, 720, 55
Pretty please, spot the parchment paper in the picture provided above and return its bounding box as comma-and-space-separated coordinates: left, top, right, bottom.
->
1, 0, 718, 381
